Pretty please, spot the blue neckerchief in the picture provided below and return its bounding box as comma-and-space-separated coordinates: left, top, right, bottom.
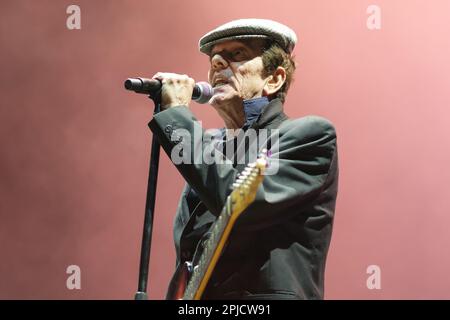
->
216, 96, 270, 155
217, 97, 270, 136
242, 96, 269, 130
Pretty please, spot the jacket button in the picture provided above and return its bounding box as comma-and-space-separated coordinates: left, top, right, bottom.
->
172, 135, 183, 144
164, 125, 173, 134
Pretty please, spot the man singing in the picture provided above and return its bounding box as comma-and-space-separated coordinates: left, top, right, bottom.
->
148, 18, 339, 299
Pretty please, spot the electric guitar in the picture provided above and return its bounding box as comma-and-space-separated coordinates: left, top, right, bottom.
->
167, 153, 268, 300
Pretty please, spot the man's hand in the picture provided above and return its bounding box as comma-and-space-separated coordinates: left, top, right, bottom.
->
152, 72, 195, 110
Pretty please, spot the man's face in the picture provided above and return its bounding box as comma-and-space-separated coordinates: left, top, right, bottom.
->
208, 39, 269, 107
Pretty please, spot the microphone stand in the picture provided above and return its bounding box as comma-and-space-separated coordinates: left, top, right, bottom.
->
134, 90, 162, 300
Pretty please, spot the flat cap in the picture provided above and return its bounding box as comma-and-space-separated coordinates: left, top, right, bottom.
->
199, 18, 297, 55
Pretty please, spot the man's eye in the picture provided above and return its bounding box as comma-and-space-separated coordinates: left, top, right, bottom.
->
232, 50, 244, 58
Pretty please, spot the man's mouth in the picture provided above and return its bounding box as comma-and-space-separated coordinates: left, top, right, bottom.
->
213, 78, 230, 88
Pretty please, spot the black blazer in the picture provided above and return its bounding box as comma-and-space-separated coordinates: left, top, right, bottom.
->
149, 98, 339, 299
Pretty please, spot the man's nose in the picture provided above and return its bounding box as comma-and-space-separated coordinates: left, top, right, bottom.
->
211, 54, 229, 71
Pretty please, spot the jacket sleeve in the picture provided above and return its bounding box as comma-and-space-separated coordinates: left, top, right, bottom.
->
148, 106, 238, 216
148, 105, 337, 231
237, 115, 338, 231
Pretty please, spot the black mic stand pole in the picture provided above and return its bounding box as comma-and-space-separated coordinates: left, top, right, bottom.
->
134, 90, 162, 300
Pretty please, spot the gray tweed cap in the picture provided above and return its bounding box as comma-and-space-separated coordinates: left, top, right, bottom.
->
199, 18, 297, 55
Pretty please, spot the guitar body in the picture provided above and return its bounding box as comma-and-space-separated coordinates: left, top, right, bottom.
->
166, 261, 192, 300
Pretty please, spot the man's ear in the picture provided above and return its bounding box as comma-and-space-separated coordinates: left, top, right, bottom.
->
263, 66, 286, 97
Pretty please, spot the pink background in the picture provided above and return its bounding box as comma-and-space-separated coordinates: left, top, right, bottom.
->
1, 0, 450, 299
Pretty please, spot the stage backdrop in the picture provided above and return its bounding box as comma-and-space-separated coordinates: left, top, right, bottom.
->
1, 0, 450, 299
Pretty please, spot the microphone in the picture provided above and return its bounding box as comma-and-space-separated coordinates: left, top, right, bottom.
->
124, 77, 213, 104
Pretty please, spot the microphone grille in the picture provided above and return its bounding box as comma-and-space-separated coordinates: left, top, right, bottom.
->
194, 81, 214, 104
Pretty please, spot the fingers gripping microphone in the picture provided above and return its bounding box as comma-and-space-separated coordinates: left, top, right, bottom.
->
124, 77, 213, 104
